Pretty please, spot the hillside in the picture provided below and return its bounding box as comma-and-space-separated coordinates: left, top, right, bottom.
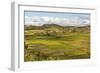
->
24, 24, 90, 61
24, 23, 90, 31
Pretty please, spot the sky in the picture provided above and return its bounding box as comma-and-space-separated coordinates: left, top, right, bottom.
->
24, 11, 90, 26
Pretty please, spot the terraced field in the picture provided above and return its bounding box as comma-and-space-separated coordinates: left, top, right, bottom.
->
24, 25, 90, 62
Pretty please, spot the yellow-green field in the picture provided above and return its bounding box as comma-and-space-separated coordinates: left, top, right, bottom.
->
24, 25, 90, 61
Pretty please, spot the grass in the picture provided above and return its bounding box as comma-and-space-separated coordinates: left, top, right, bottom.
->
24, 26, 90, 61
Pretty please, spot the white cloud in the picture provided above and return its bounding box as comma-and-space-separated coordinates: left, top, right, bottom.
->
25, 16, 33, 25
41, 16, 50, 22
25, 16, 90, 26
79, 14, 90, 20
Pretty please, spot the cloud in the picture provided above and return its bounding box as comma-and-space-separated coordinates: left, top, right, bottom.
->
25, 16, 33, 25
41, 16, 50, 22
25, 15, 90, 26
80, 14, 90, 20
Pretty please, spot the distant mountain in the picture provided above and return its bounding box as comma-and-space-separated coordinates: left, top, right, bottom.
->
25, 23, 90, 27
24, 23, 90, 30
42, 24, 64, 28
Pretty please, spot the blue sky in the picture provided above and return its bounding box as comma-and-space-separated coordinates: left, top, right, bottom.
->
24, 11, 90, 26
